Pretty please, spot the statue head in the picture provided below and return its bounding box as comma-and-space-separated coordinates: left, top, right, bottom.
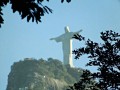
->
65, 26, 70, 33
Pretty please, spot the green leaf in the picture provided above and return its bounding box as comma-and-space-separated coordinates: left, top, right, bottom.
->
44, 6, 52, 13
27, 15, 31, 22
66, 0, 71, 3
61, 0, 64, 3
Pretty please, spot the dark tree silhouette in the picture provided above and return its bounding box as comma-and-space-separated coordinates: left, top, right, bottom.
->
67, 70, 100, 90
0, 0, 71, 28
72, 30, 120, 90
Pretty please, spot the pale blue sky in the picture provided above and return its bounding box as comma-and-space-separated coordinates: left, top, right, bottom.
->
0, 0, 120, 90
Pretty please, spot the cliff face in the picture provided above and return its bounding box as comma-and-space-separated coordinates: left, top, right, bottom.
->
7, 58, 83, 90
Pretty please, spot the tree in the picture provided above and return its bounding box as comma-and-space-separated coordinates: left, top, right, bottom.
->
0, 0, 72, 28
67, 70, 100, 90
73, 30, 120, 90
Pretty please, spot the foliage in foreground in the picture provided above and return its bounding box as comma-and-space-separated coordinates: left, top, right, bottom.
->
0, 0, 72, 28
67, 70, 100, 90
71, 30, 120, 90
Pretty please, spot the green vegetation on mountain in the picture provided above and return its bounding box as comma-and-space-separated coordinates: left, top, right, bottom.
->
7, 58, 83, 90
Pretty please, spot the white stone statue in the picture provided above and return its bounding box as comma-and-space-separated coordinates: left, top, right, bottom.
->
50, 26, 82, 67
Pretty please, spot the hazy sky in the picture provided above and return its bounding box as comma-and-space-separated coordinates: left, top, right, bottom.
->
1, 0, 120, 89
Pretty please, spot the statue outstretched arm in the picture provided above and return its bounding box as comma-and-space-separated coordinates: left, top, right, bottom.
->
50, 37, 62, 42
70, 29, 83, 39
74, 29, 83, 34
50, 38, 55, 40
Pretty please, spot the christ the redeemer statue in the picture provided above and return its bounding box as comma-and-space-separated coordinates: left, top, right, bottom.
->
50, 26, 82, 67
